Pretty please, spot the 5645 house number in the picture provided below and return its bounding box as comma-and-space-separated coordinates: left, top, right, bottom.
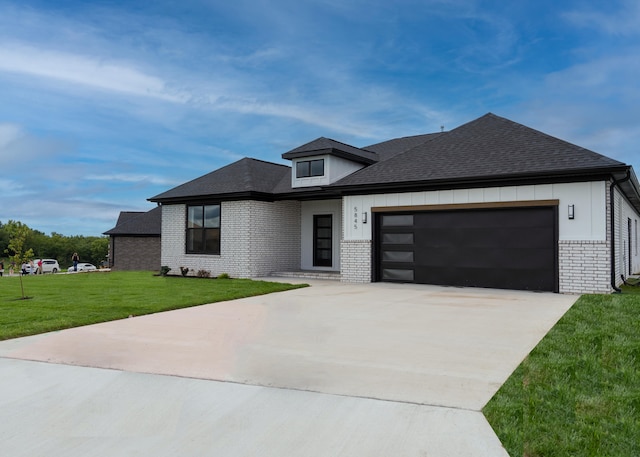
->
353, 206, 359, 230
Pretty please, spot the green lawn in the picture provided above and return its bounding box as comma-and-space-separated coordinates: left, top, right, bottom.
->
0, 271, 307, 340
483, 290, 640, 456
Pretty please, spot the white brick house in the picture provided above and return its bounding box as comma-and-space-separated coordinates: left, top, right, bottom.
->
149, 113, 640, 294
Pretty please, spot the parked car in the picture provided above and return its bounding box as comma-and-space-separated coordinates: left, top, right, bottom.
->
21, 259, 60, 274
41, 259, 60, 274
68, 263, 97, 273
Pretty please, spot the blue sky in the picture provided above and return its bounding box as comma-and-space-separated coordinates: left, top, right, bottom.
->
1, 0, 639, 236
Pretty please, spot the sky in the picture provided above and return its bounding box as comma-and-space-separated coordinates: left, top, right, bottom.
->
0, 0, 639, 236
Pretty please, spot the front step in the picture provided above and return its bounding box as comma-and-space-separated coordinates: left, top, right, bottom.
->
271, 270, 341, 281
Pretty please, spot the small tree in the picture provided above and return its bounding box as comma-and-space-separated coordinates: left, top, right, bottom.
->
4, 220, 34, 299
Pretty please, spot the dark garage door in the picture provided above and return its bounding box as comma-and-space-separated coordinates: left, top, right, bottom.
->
375, 206, 558, 292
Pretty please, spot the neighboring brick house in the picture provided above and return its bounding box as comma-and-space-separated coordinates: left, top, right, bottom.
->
104, 207, 161, 271
149, 113, 640, 294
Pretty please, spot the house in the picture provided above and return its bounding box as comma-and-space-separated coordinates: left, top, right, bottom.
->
103, 206, 162, 271
148, 113, 640, 294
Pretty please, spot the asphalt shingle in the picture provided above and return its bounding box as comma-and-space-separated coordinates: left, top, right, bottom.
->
149, 158, 290, 202
333, 113, 625, 188
149, 113, 630, 203
104, 206, 161, 236
282, 137, 378, 164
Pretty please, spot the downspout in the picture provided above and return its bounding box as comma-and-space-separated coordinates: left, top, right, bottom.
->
610, 169, 631, 293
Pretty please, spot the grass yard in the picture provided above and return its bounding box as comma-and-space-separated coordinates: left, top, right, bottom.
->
483, 289, 640, 456
0, 271, 307, 341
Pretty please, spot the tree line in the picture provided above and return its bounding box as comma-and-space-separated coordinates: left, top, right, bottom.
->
1, 220, 109, 269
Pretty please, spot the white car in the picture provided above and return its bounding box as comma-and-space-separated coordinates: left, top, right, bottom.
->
21, 259, 60, 274
68, 263, 97, 273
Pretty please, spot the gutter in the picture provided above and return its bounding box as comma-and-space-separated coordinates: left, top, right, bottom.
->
610, 168, 632, 293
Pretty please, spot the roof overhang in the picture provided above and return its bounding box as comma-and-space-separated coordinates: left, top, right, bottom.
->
282, 147, 377, 165
331, 166, 632, 196
614, 167, 640, 213
148, 165, 640, 215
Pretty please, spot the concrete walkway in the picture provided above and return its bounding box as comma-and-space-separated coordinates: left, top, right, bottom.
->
0, 280, 578, 456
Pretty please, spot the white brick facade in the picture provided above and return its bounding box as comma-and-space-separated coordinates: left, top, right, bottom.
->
161, 200, 300, 278
340, 240, 371, 283
558, 241, 611, 293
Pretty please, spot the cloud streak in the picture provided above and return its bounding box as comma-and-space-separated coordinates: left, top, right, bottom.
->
0, 44, 188, 103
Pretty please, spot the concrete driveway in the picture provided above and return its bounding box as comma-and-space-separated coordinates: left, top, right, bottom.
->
0, 280, 577, 456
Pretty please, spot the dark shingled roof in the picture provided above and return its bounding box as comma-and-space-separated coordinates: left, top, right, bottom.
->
116, 211, 145, 226
282, 137, 378, 164
364, 133, 444, 162
147, 113, 635, 205
332, 113, 626, 188
104, 206, 161, 236
149, 158, 290, 203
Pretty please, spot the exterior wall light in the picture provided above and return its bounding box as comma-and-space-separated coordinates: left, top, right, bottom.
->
568, 204, 575, 220
363, 212, 368, 223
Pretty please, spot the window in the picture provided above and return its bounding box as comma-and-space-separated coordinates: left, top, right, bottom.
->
186, 204, 221, 254
382, 214, 414, 226
296, 159, 324, 178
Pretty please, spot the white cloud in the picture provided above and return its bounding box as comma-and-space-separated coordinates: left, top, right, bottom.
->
0, 44, 189, 103
0, 123, 23, 148
85, 173, 178, 186
0, 122, 68, 168
564, 0, 640, 36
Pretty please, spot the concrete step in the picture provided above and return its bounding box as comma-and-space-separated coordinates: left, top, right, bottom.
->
271, 270, 341, 281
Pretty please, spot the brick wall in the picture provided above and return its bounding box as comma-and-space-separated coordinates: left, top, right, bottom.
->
160, 200, 300, 278
558, 241, 611, 293
340, 239, 372, 283
246, 200, 301, 276
111, 236, 161, 271
558, 183, 614, 294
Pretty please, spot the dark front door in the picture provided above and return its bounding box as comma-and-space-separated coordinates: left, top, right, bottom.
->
376, 206, 558, 292
313, 214, 333, 267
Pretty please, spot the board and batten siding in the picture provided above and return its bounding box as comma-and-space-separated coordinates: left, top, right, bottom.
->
344, 182, 607, 241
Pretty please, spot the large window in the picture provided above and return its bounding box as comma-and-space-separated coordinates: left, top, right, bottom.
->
296, 159, 324, 178
187, 204, 221, 254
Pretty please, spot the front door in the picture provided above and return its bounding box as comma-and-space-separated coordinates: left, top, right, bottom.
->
313, 214, 332, 267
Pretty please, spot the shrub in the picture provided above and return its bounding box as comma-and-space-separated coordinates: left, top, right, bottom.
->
160, 266, 171, 276
196, 269, 211, 278
217, 272, 230, 279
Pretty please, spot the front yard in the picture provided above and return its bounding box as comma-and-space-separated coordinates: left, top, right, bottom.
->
0, 271, 306, 340
484, 290, 640, 456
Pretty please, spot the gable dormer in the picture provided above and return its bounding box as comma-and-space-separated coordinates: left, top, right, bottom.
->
282, 137, 378, 188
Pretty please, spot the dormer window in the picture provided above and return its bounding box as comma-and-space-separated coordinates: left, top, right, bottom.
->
296, 159, 324, 178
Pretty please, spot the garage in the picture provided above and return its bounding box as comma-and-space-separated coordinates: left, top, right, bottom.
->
374, 203, 558, 292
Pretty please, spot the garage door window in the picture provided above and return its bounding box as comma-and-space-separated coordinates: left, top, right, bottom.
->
382, 269, 414, 281
383, 251, 414, 262
382, 233, 414, 244
382, 215, 413, 226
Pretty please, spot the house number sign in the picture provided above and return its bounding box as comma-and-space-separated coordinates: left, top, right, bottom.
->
353, 206, 359, 230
